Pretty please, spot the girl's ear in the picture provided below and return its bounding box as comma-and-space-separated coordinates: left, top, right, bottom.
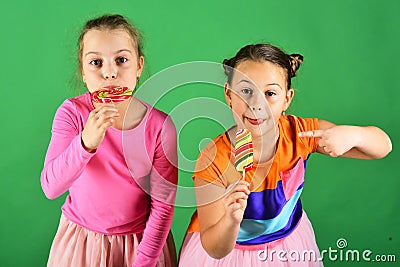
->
283, 88, 295, 111
224, 82, 232, 107
82, 70, 86, 83
137, 56, 144, 77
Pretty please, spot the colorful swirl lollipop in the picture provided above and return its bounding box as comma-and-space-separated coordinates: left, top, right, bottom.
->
235, 129, 253, 179
91, 86, 133, 103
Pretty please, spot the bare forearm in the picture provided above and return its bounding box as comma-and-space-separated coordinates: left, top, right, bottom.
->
314, 120, 392, 159
200, 214, 240, 259
195, 178, 249, 259
348, 126, 392, 159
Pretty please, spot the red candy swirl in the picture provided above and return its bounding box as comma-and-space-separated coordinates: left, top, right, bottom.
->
91, 86, 133, 103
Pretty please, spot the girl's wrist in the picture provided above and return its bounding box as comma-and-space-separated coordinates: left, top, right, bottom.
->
221, 212, 242, 230
348, 125, 365, 149
81, 138, 96, 153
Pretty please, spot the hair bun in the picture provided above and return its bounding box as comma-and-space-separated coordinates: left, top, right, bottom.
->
223, 58, 233, 77
289, 54, 304, 78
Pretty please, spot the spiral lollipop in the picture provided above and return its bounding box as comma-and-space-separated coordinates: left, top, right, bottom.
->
235, 129, 253, 179
91, 86, 133, 103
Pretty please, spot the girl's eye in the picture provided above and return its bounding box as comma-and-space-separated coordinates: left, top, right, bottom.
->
265, 91, 276, 97
241, 88, 253, 95
90, 59, 102, 66
116, 57, 128, 64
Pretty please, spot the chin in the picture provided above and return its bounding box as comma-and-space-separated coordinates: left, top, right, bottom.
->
248, 123, 276, 137
246, 123, 264, 135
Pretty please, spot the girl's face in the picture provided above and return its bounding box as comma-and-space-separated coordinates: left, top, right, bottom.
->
81, 29, 144, 93
224, 60, 294, 138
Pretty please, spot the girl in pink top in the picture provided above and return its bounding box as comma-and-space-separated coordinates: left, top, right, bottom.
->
40, 14, 178, 267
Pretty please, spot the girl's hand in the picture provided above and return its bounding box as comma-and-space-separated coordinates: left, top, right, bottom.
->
299, 125, 358, 157
81, 104, 120, 151
223, 180, 250, 224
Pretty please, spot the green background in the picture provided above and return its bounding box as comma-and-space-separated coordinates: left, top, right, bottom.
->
1, 0, 399, 266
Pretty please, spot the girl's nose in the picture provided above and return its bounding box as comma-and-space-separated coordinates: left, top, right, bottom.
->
249, 97, 264, 111
103, 64, 117, 80
251, 106, 262, 111
104, 72, 117, 79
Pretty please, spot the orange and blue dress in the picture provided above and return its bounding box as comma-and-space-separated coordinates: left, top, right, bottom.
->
179, 115, 324, 267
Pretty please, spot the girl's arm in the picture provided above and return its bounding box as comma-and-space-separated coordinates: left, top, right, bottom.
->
299, 119, 392, 159
40, 100, 95, 199
40, 100, 120, 199
195, 178, 250, 259
133, 116, 178, 267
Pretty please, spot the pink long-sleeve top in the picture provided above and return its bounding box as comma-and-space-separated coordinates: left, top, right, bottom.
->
40, 92, 177, 267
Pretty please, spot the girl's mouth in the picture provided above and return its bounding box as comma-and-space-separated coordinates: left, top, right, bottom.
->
103, 85, 120, 89
246, 117, 265, 125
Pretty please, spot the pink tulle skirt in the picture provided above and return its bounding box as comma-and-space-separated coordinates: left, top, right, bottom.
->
47, 214, 177, 267
179, 211, 323, 267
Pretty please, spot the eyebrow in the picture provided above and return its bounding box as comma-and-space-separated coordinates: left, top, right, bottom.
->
236, 79, 283, 90
84, 49, 133, 57
265, 83, 283, 90
237, 79, 255, 85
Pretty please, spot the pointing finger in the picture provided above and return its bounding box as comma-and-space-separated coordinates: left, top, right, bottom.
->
298, 130, 324, 138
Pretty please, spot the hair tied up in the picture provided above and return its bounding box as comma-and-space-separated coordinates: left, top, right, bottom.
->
223, 58, 234, 77
289, 54, 304, 78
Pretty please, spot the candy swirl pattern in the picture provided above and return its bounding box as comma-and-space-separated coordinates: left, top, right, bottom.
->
91, 86, 133, 103
235, 129, 254, 173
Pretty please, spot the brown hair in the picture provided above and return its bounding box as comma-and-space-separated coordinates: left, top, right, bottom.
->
77, 14, 143, 71
223, 44, 303, 89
